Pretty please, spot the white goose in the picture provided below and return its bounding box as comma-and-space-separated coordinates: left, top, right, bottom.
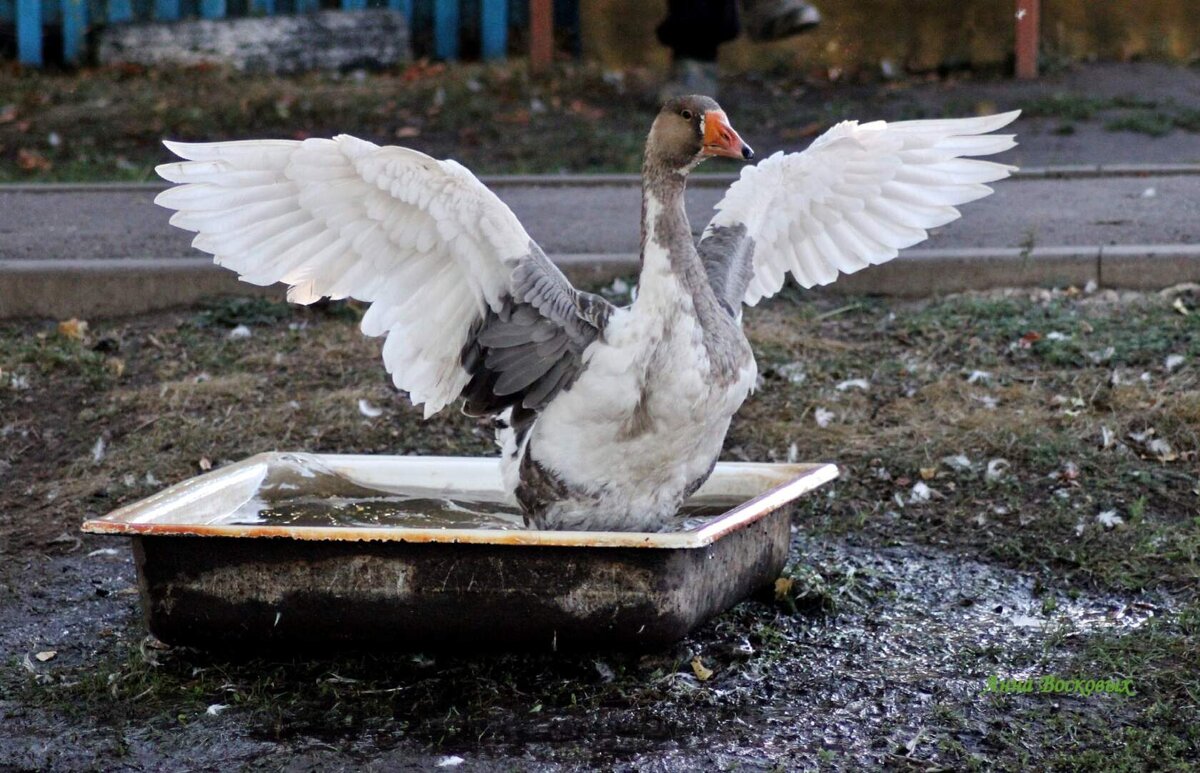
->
155, 96, 1018, 531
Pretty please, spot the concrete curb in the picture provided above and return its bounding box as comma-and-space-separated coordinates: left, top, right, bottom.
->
4, 245, 1198, 320
3, 163, 1199, 196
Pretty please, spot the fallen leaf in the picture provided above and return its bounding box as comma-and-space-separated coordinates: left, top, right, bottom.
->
813, 407, 835, 428
227, 324, 252, 340
1165, 354, 1185, 372
835, 378, 870, 392
17, 148, 51, 172
1017, 331, 1042, 349
1096, 510, 1124, 529
567, 99, 605, 120
358, 399, 383, 418
35, 650, 57, 662
1172, 297, 1191, 316
774, 576, 794, 601
690, 656, 714, 681
919, 467, 937, 480
199, 457, 212, 471
985, 458, 1010, 482
205, 703, 229, 716
105, 357, 125, 378
57, 318, 89, 340
436, 756, 465, 768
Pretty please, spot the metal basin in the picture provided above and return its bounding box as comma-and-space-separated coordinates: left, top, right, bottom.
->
82, 453, 838, 651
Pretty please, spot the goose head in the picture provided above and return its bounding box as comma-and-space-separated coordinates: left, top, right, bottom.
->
645, 95, 754, 176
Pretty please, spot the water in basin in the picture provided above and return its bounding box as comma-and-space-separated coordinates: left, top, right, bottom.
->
224, 495, 738, 532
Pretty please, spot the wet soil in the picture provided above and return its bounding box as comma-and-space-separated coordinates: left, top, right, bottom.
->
1, 287, 1197, 769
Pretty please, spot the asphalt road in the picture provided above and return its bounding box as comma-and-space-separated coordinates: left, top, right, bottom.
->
1, 173, 1197, 263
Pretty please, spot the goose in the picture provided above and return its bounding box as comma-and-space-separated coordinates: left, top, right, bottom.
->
155, 96, 1018, 532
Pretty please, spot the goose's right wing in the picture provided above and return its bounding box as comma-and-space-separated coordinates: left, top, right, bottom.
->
156, 135, 611, 418
699, 111, 1020, 307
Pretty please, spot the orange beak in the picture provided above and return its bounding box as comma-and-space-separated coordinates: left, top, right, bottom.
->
702, 110, 754, 160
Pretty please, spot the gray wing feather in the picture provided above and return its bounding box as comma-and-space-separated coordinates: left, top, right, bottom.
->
698, 222, 757, 311
462, 241, 612, 415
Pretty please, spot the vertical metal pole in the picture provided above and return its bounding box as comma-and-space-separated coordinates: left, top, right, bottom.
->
530, 0, 551, 73
480, 0, 507, 60
62, 0, 87, 64
16, 0, 41, 66
434, 0, 460, 60
1015, 0, 1040, 79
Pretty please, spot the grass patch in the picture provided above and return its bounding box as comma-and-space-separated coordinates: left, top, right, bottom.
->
3, 287, 1198, 767
0, 62, 658, 181
1105, 111, 1178, 137
1018, 93, 1200, 136
734, 286, 1200, 595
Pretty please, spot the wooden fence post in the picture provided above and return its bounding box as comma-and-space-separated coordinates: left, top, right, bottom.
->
16, 0, 41, 66
481, 0, 507, 60
108, 0, 133, 22
434, 0, 460, 60
530, 0, 551, 72
388, 0, 413, 20
1015, 0, 1039, 79
62, 0, 88, 64
155, 0, 181, 20
199, 0, 226, 19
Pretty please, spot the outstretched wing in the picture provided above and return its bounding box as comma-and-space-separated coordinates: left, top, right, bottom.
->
156, 136, 611, 418
699, 111, 1020, 307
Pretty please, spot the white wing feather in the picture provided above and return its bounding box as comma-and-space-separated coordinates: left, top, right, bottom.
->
703, 111, 1020, 305
155, 136, 537, 417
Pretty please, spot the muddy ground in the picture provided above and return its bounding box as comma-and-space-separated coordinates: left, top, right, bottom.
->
2, 284, 1198, 770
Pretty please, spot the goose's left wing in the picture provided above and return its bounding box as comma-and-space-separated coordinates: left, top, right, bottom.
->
699, 111, 1019, 307
155, 136, 611, 419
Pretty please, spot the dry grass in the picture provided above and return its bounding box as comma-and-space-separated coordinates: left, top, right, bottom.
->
2, 286, 1198, 769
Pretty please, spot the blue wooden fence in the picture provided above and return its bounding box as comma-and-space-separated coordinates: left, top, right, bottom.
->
3, 0, 512, 67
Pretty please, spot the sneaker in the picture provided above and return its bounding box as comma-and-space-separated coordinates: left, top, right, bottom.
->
740, 0, 822, 42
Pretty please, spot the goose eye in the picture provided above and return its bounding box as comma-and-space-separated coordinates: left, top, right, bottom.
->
681, 109, 693, 120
